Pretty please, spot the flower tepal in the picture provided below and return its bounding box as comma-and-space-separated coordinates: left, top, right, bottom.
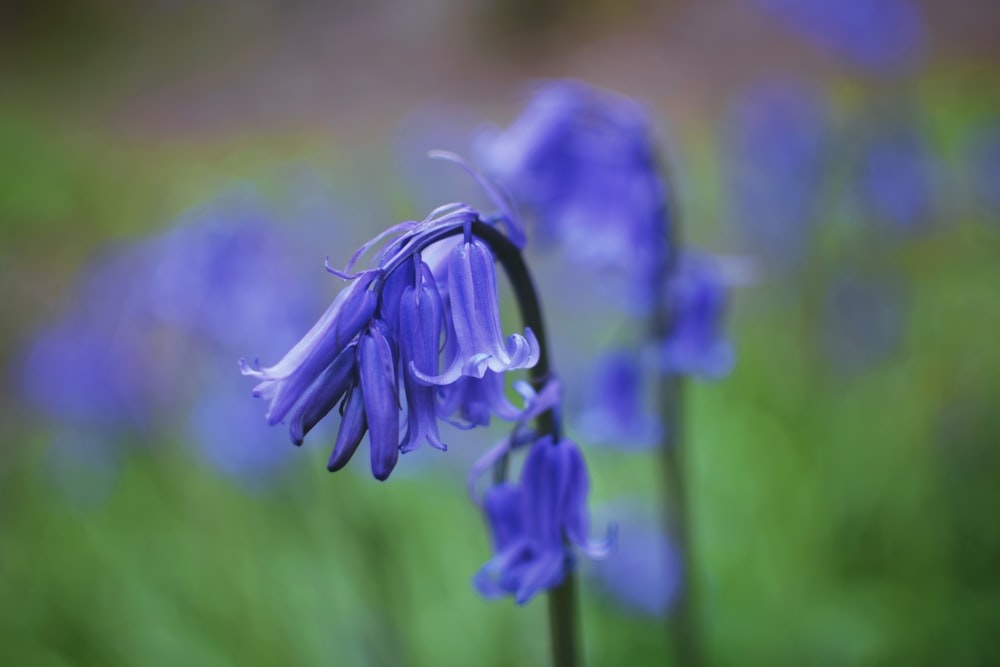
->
413, 236, 539, 385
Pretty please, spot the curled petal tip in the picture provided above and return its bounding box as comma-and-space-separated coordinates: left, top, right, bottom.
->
239, 357, 262, 377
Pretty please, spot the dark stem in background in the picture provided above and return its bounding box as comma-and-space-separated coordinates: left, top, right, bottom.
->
472, 221, 579, 667
653, 173, 703, 667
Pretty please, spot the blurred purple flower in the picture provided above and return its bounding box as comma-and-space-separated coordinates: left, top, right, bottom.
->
662, 252, 735, 379
822, 270, 907, 374
724, 80, 828, 268
577, 349, 661, 448
480, 79, 669, 311
858, 122, 936, 234
752, 0, 926, 74
22, 244, 163, 430
590, 500, 682, 618
21, 192, 321, 480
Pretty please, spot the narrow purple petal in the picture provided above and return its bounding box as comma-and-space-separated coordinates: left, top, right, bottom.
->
359, 323, 400, 481
288, 343, 357, 446
400, 269, 448, 453
327, 383, 367, 472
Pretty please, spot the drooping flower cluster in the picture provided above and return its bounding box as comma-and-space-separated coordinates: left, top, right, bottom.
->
241, 201, 539, 481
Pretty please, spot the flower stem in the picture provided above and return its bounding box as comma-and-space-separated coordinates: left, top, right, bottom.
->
653, 179, 703, 667
472, 221, 580, 667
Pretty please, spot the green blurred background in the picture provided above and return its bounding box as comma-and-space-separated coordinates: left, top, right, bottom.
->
2, 1, 999, 665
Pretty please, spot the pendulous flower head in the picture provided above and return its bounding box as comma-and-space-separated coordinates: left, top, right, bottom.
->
241, 177, 536, 480
474, 433, 612, 604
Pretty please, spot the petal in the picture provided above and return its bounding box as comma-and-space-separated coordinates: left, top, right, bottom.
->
359, 324, 400, 481
561, 438, 614, 558
327, 383, 368, 472
244, 271, 378, 382
514, 551, 566, 605
288, 343, 357, 446
400, 276, 448, 453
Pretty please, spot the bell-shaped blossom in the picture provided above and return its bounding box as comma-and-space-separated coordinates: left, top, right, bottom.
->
480, 79, 669, 310
750, 0, 925, 74
723, 80, 828, 268
589, 500, 682, 618
577, 349, 662, 448
414, 237, 539, 385
474, 434, 611, 604
859, 122, 936, 234
661, 252, 735, 379
399, 262, 448, 453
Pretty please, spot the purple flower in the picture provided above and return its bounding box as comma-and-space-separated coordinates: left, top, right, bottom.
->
21, 192, 326, 484
474, 434, 611, 604
577, 349, 662, 448
724, 80, 828, 268
589, 500, 682, 618
751, 0, 925, 74
859, 123, 936, 233
438, 370, 522, 428
480, 79, 669, 310
414, 236, 539, 385
243, 185, 536, 480
662, 252, 735, 379
399, 262, 448, 453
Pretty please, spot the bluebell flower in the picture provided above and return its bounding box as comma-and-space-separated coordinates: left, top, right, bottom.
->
399, 261, 448, 453
723, 80, 827, 268
21, 192, 320, 485
474, 433, 612, 604
858, 122, 936, 234
21, 244, 160, 430
480, 79, 669, 310
243, 187, 535, 480
750, 0, 925, 74
413, 236, 539, 385
661, 252, 735, 379
577, 349, 662, 448
438, 370, 523, 428
589, 500, 682, 618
